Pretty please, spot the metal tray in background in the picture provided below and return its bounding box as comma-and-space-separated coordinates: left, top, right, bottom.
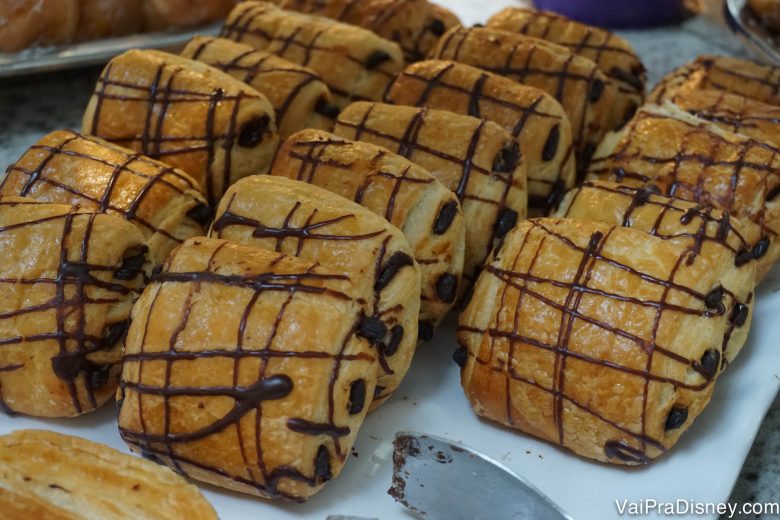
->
725, 0, 780, 64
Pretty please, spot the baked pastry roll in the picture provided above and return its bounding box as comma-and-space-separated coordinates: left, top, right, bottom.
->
749, 0, 780, 31
211, 175, 421, 406
118, 237, 377, 501
384, 60, 575, 216
220, 1, 404, 109
2, 130, 209, 264
486, 8, 646, 106
334, 102, 527, 282
181, 36, 338, 139
82, 49, 280, 205
430, 27, 633, 170
553, 180, 756, 367
75, 0, 144, 41
0, 430, 217, 520
143, 0, 237, 31
0, 198, 151, 418
271, 129, 465, 333
457, 218, 728, 464
0, 0, 78, 52
587, 104, 780, 280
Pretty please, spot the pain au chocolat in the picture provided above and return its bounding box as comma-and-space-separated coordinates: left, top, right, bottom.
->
458, 218, 729, 465
181, 36, 338, 139
334, 102, 527, 282
0, 198, 152, 418
220, 1, 405, 109
271, 129, 466, 334
118, 237, 377, 501
0, 430, 217, 520
2, 130, 209, 264
211, 175, 421, 407
383, 60, 575, 216
82, 49, 280, 205
587, 104, 780, 280
553, 180, 756, 367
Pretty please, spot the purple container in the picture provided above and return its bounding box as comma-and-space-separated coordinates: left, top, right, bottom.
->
533, 0, 688, 28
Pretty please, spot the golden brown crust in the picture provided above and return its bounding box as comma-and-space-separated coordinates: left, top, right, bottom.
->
220, 1, 404, 108
749, 0, 780, 31
75, 0, 144, 41
142, 0, 237, 30
587, 104, 780, 280
384, 60, 575, 216
82, 49, 279, 205
0, 430, 217, 520
271, 129, 465, 328
2, 130, 209, 264
210, 175, 421, 406
118, 237, 377, 501
0, 0, 79, 52
553, 180, 756, 365
334, 102, 527, 282
181, 36, 337, 139
0, 198, 151, 417
458, 218, 725, 465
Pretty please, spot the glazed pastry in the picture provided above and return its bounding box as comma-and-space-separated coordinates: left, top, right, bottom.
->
334, 102, 527, 282
211, 175, 421, 406
587, 104, 780, 280
383, 60, 575, 215
142, 0, 237, 30
118, 237, 377, 501
82, 49, 279, 205
0, 430, 217, 520
0, 198, 151, 418
430, 26, 633, 170
0, 0, 78, 52
457, 218, 727, 465
553, 180, 756, 367
75, 0, 144, 41
181, 36, 338, 139
220, 1, 404, 108
486, 7, 646, 106
271, 129, 465, 333
2, 130, 209, 264
749, 0, 780, 31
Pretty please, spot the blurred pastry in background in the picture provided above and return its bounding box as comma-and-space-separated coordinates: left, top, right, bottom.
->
0, 0, 79, 53
75, 0, 144, 41
748, 0, 780, 32
142, 0, 236, 31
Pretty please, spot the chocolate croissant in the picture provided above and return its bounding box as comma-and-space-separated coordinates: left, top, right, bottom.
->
0, 198, 152, 418
181, 36, 338, 139
553, 180, 756, 367
587, 104, 780, 280
271, 129, 466, 334
2, 130, 209, 264
118, 237, 377, 501
383, 60, 575, 215
82, 49, 280, 205
334, 102, 527, 282
458, 218, 727, 465
211, 175, 421, 406
220, 1, 405, 109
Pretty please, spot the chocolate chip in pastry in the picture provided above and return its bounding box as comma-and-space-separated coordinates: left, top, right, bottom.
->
553, 180, 757, 368
334, 102, 527, 285
74, 0, 144, 42
143, 0, 238, 31
0, 198, 152, 418
383, 60, 575, 216
118, 237, 377, 501
210, 175, 421, 407
587, 104, 780, 280
458, 218, 728, 464
0, 0, 78, 52
2, 130, 209, 265
0, 429, 217, 520
220, 1, 405, 109
271, 129, 465, 329
82, 49, 280, 205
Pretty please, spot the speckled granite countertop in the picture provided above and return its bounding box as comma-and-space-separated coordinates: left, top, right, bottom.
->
0, 11, 777, 518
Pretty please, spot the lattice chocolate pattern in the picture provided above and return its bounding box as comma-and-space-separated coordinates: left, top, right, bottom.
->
271, 129, 465, 332
384, 60, 575, 215
82, 49, 280, 205
118, 237, 377, 501
587, 104, 780, 280
210, 175, 421, 407
220, 1, 404, 109
0, 198, 151, 418
2, 130, 209, 264
457, 218, 728, 465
